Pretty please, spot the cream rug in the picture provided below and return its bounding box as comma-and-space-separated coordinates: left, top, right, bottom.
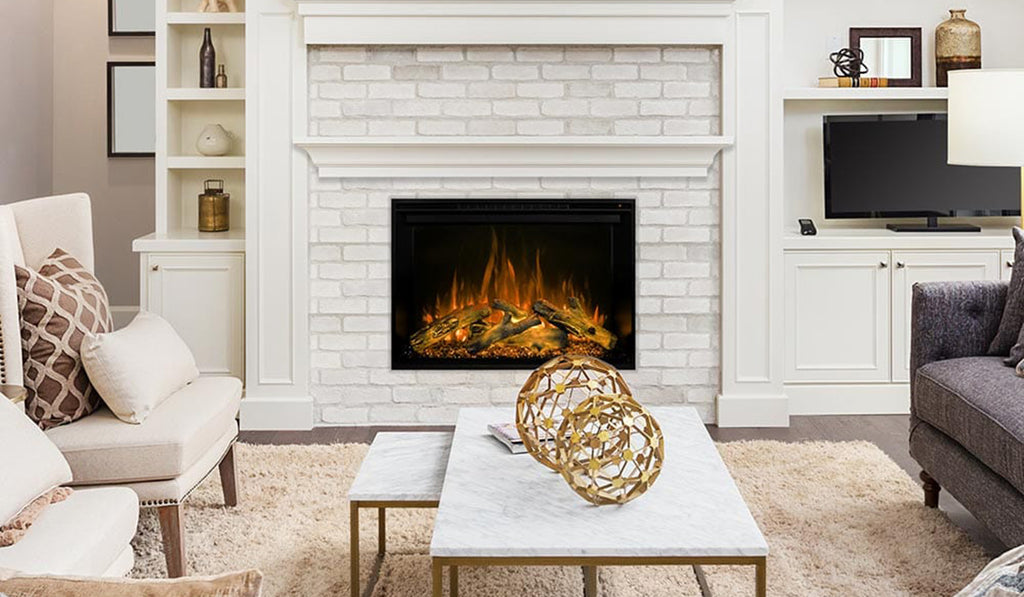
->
131, 441, 989, 596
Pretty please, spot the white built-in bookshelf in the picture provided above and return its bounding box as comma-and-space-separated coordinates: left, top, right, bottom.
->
137, 0, 248, 249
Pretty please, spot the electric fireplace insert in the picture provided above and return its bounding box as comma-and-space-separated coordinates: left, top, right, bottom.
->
392, 198, 636, 370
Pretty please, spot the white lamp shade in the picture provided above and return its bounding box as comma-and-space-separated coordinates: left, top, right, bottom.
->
948, 69, 1024, 167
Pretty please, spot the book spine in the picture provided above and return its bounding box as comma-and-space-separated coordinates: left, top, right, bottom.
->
818, 77, 890, 88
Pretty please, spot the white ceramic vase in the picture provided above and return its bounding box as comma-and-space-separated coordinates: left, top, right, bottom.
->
196, 124, 232, 156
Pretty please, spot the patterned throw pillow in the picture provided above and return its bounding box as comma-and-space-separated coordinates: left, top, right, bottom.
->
989, 227, 1024, 359
15, 249, 113, 430
956, 544, 1024, 596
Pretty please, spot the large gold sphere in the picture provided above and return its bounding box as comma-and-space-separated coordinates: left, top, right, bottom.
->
555, 393, 665, 506
515, 355, 632, 471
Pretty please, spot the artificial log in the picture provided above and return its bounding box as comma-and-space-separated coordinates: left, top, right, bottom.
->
466, 313, 543, 354
410, 305, 491, 353
500, 326, 569, 351
491, 299, 530, 320
532, 298, 617, 350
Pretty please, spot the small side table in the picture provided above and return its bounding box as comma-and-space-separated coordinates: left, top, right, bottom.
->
348, 432, 451, 597
1, 385, 26, 405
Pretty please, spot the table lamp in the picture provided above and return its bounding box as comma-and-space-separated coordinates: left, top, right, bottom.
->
947, 69, 1024, 226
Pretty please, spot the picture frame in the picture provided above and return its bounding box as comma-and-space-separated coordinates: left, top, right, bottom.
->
108, 0, 156, 37
849, 27, 923, 87
107, 62, 157, 158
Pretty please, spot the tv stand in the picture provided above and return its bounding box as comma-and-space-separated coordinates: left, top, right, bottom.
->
886, 217, 980, 233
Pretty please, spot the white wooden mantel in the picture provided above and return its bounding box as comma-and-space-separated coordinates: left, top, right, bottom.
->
295, 136, 734, 179
242, 0, 786, 430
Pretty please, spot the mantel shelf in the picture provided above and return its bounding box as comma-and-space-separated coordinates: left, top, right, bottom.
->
784, 87, 949, 101
295, 136, 733, 179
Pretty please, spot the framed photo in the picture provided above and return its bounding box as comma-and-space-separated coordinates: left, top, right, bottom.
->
849, 27, 923, 87
108, 0, 155, 36
107, 62, 156, 158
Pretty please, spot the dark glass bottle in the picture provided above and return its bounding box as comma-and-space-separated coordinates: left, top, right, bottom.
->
200, 28, 216, 88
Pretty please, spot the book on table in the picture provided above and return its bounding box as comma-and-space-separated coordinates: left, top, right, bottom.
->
487, 423, 528, 454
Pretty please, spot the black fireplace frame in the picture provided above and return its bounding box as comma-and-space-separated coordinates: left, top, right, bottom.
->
391, 198, 637, 371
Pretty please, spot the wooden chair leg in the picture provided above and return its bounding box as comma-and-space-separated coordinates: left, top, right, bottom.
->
157, 504, 187, 578
921, 471, 940, 508
219, 443, 238, 507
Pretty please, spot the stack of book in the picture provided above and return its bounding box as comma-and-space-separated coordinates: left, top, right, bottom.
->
818, 76, 889, 88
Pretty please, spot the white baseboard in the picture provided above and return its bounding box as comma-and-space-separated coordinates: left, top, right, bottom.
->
786, 383, 910, 415
110, 306, 140, 329
240, 396, 315, 431
716, 393, 789, 427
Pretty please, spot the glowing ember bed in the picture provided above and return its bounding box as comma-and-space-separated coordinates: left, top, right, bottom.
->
391, 199, 636, 370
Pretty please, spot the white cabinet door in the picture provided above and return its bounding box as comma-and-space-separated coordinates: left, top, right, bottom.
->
785, 251, 892, 382
892, 251, 1000, 383
1002, 250, 1016, 281
143, 253, 245, 379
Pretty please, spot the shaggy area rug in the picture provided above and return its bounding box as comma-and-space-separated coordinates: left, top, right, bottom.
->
131, 441, 989, 596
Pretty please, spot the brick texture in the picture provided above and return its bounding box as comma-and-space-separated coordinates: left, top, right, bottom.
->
307, 45, 722, 425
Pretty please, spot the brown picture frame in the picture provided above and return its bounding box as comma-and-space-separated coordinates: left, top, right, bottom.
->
849, 27, 922, 87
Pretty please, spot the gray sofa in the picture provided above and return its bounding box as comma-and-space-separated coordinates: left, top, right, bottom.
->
910, 280, 1024, 548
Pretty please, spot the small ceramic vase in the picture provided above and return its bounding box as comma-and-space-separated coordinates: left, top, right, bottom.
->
936, 9, 981, 87
196, 124, 232, 156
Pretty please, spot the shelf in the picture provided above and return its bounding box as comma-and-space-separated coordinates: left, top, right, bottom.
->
167, 156, 246, 169
133, 229, 246, 253
784, 87, 949, 101
295, 135, 734, 178
166, 13, 246, 25
783, 227, 1015, 250
167, 88, 246, 101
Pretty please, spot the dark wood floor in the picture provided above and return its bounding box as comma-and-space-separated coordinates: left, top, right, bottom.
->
241, 414, 1006, 556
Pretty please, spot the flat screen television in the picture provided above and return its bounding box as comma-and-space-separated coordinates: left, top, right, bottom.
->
823, 114, 1020, 231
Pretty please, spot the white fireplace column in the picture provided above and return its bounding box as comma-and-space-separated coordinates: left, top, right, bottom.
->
240, 0, 788, 430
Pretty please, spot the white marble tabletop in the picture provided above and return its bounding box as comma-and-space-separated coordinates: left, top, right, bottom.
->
348, 432, 452, 502
430, 407, 768, 558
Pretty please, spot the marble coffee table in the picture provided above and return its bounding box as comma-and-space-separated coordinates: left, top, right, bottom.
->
348, 432, 452, 597
429, 407, 768, 597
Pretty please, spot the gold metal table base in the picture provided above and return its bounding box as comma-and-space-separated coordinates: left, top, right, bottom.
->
430, 555, 767, 597
349, 500, 439, 597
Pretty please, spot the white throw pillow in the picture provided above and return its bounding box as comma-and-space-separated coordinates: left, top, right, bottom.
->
0, 398, 73, 527
81, 311, 200, 424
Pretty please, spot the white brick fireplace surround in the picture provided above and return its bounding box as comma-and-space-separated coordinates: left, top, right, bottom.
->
239, 0, 785, 430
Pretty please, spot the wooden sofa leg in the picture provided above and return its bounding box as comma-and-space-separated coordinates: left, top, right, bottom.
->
157, 504, 187, 578
219, 443, 238, 507
920, 471, 941, 508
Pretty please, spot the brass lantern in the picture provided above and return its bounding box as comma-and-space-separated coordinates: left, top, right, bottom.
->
198, 179, 230, 232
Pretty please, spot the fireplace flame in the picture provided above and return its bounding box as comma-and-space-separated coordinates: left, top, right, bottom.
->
423, 229, 604, 337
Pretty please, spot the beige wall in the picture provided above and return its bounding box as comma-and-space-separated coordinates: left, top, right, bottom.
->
0, 0, 54, 202
52, 0, 154, 307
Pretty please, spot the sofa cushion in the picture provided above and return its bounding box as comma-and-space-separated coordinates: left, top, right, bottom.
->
0, 570, 263, 597
915, 356, 1024, 494
0, 397, 72, 528
82, 312, 200, 425
0, 487, 138, 577
45, 377, 242, 485
16, 249, 113, 429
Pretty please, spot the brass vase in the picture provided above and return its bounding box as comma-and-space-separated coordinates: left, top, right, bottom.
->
936, 9, 981, 87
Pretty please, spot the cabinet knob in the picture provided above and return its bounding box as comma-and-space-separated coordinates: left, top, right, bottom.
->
896, 261, 905, 269
879, 261, 888, 268
151, 265, 160, 272
1008, 261, 1015, 268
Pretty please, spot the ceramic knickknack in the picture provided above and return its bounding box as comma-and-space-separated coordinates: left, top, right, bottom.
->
197, 0, 239, 12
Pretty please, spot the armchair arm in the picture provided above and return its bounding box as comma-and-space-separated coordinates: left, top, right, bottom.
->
910, 280, 1007, 402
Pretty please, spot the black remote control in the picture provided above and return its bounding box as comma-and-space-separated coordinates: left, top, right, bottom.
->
798, 219, 817, 236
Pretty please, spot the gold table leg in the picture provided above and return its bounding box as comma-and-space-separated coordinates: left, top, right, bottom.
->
583, 565, 598, 597
377, 508, 386, 557
432, 559, 443, 597
350, 502, 359, 597
450, 566, 459, 597
693, 564, 712, 596
755, 557, 767, 597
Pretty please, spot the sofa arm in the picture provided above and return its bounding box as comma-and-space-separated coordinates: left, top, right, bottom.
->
910, 280, 1007, 400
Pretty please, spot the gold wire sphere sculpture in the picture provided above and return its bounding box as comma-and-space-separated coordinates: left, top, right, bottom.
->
555, 393, 665, 506
515, 355, 632, 471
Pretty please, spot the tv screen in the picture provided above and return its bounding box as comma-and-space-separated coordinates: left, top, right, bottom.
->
824, 114, 1020, 219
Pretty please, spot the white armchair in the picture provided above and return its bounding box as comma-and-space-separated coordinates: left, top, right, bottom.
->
0, 193, 241, 578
